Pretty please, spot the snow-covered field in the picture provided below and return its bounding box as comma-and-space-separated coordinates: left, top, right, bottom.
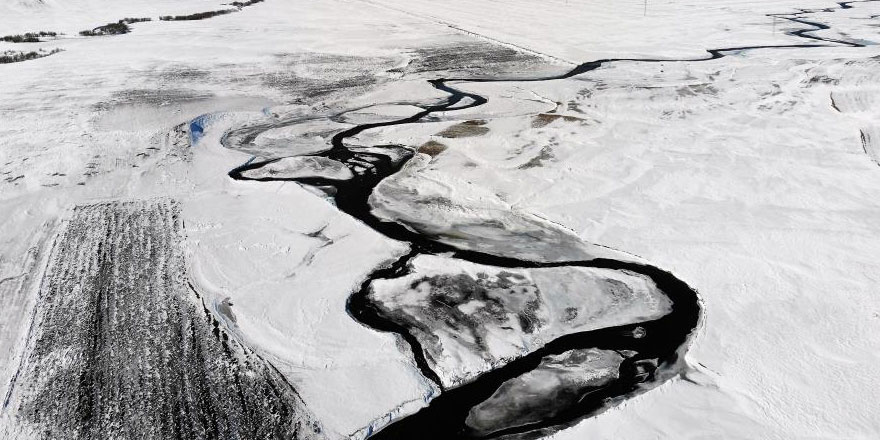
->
1, 0, 879, 438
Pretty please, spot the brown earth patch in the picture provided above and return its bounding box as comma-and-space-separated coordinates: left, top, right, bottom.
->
418, 140, 448, 157
531, 114, 583, 128
436, 120, 489, 138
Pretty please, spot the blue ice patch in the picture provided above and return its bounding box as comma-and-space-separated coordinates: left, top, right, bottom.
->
189, 115, 208, 145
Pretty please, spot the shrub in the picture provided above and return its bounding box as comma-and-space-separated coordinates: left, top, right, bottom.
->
0, 48, 63, 64
230, 0, 264, 7
79, 21, 130, 37
121, 17, 152, 24
159, 9, 234, 21
1, 31, 58, 43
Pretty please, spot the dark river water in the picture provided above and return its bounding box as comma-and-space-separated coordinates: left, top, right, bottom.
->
221, 3, 870, 437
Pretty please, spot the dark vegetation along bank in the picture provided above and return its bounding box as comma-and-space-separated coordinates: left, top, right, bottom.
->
3, 0, 268, 64
1, 32, 58, 43
78, 17, 151, 36
159, 10, 235, 21
159, 0, 265, 21
0, 49, 62, 64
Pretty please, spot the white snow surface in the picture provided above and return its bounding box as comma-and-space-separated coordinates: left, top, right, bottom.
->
370, 153, 636, 262
1, 0, 880, 438
183, 115, 438, 437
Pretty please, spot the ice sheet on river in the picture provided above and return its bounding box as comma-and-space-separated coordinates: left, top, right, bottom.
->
223, 118, 345, 159
239, 156, 353, 181
369, 155, 630, 262
465, 348, 624, 437
367, 255, 671, 387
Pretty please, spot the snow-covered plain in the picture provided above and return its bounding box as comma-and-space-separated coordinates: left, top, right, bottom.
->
2, 0, 880, 438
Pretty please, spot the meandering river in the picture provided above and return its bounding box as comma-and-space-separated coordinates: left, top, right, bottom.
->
221, 3, 873, 437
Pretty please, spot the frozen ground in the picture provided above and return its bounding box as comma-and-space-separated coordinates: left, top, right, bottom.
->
1, 0, 880, 438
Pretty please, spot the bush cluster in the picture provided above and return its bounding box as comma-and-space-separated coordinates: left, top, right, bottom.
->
121, 17, 152, 24
79, 18, 150, 36
159, 10, 234, 21
0, 48, 63, 64
230, 0, 265, 7
1, 31, 58, 43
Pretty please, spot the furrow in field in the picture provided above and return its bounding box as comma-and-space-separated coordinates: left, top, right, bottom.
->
1, 199, 324, 440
